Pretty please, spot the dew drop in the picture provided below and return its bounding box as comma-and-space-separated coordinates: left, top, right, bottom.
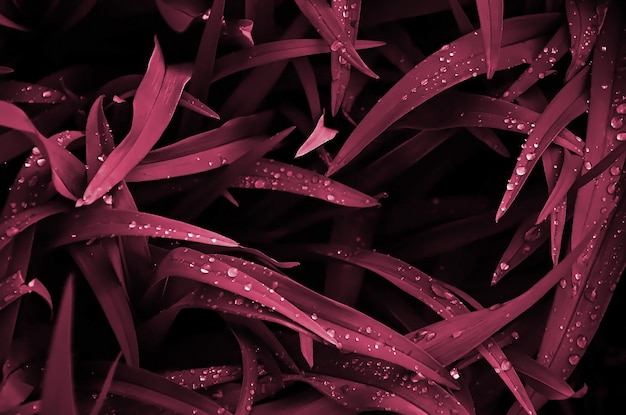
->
311, 313, 318, 320
525, 152, 536, 161
617, 103, 626, 114
499, 262, 510, 271
610, 116, 624, 129
559, 278, 567, 289
516, 166, 527, 176
330, 40, 343, 52
243, 283, 252, 291
576, 335, 587, 349
617, 132, 626, 141
523, 226, 542, 242
36, 158, 46, 167
449, 367, 460, 379
42, 90, 52, 98
128, 220, 137, 229
607, 182, 616, 195
584, 286, 597, 302
610, 165, 621, 176
200, 264, 211, 274
583, 161, 593, 170
227, 267, 238, 278
254, 179, 266, 189
326, 194, 336, 202
568, 354, 580, 365
327, 329, 336, 338
102, 194, 113, 205
500, 360, 512, 371
5, 226, 19, 237
451, 330, 463, 338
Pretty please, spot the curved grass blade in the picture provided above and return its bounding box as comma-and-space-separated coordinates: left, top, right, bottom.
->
330, 0, 361, 116
296, 112, 339, 158
467, 127, 510, 157
0, 66, 13, 75
299, 333, 315, 368
68, 243, 139, 367
496, 67, 590, 222
0, 271, 52, 313
79, 39, 192, 206
163, 365, 242, 390
126, 137, 261, 182
564, 0, 609, 81
505, 350, 576, 400
212, 39, 384, 83
0, 102, 86, 200
89, 352, 121, 415
85, 361, 231, 415
408, 219, 605, 367
0, 202, 68, 252
233, 158, 379, 207
40, 276, 77, 415
40, 207, 239, 248
309, 245, 536, 413
170, 250, 458, 389
326, 13, 562, 175
146, 248, 339, 346
294, 0, 377, 79
292, 57, 322, 120
85, 95, 114, 183
541, 146, 569, 265
286, 373, 466, 415
476, 0, 503, 79
0, 81, 65, 103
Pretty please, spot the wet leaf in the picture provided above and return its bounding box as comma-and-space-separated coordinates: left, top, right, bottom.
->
564, 0, 609, 81
292, 57, 322, 120
179, 91, 220, 119
506, 350, 576, 400
79, 38, 192, 206
476, 0, 503, 79
294, 0, 377, 78
40, 276, 77, 415
229, 328, 258, 415
233, 158, 379, 207
327, 13, 562, 175
330, 0, 361, 116
0, 271, 52, 313
0, 202, 68, 252
536, 150, 582, 224
299, 332, 315, 368
163, 365, 242, 390
496, 66, 589, 222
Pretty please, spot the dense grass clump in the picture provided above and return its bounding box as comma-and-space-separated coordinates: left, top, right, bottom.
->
0, 1, 624, 414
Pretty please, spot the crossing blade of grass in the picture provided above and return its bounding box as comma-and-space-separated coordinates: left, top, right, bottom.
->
476, 0, 503, 79
40, 275, 77, 415
126, 137, 262, 182
296, 112, 339, 158
88, 352, 121, 415
232, 158, 379, 207
330, 0, 361, 116
542, 148, 569, 266
79, 39, 192, 206
406, 220, 604, 366
496, 66, 590, 222
564, 0, 609, 81
212, 39, 384, 83
505, 350, 577, 400
309, 244, 536, 414
467, 127, 510, 157
40, 207, 239, 248
292, 58, 322, 120
67, 243, 139, 367
326, 13, 561, 175
178, 250, 458, 389
85, 361, 231, 415
163, 365, 242, 390
536, 149, 582, 225
502, 23, 569, 101
294, 0, 377, 79
179, 91, 220, 119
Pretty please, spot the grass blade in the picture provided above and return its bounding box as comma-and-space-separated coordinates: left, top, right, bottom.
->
40, 275, 77, 415
68, 243, 139, 367
233, 158, 379, 207
476, 0, 503, 79
40, 207, 239, 248
89, 353, 121, 415
0, 81, 65, 103
330, 0, 361, 116
326, 13, 561, 175
228, 327, 258, 415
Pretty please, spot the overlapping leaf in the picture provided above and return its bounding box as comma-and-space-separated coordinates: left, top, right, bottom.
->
326, 13, 562, 175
